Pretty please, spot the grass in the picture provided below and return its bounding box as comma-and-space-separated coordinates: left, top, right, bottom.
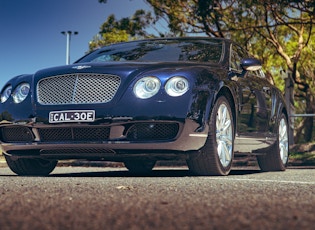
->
289, 151, 315, 166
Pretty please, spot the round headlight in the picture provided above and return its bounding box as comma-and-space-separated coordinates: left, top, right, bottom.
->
133, 77, 161, 99
12, 83, 30, 103
165, 76, 189, 97
1, 85, 12, 103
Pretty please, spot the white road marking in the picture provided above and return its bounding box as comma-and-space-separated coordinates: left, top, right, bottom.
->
207, 177, 315, 185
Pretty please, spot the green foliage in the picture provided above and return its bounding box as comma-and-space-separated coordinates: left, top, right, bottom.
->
97, 0, 315, 142
289, 147, 315, 166
89, 29, 129, 50
89, 10, 156, 50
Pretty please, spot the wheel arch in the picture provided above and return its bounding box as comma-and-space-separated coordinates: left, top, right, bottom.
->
275, 99, 289, 133
213, 86, 237, 134
281, 104, 289, 122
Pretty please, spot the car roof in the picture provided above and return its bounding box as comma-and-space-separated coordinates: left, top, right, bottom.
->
98, 37, 231, 49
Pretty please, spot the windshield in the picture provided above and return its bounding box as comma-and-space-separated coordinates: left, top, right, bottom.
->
78, 38, 224, 63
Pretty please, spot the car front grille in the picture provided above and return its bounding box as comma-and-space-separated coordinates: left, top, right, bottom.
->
0, 123, 180, 143
38, 127, 110, 142
126, 123, 179, 140
37, 73, 121, 105
40, 148, 116, 156
1, 126, 34, 142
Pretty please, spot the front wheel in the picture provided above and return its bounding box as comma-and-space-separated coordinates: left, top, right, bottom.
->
257, 113, 289, 171
5, 155, 57, 176
187, 96, 234, 176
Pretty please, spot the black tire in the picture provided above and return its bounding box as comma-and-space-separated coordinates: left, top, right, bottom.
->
187, 96, 234, 176
5, 155, 57, 176
257, 113, 289, 171
124, 159, 156, 174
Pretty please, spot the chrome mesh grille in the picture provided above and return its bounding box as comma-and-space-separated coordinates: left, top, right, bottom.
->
38, 127, 110, 141
1, 126, 34, 142
126, 123, 179, 140
37, 73, 121, 105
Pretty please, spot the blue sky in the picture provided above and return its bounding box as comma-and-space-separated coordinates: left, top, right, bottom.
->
0, 0, 151, 89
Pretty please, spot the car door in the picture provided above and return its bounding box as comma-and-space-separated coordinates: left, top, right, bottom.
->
229, 45, 272, 153
242, 70, 271, 134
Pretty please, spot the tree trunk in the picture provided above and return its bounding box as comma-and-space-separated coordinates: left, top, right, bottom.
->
303, 92, 314, 142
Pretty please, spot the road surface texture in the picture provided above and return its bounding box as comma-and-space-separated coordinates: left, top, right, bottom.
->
0, 165, 314, 230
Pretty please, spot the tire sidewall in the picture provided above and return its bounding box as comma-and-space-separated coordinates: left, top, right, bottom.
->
208, 96, 235, 174
278, 113, 289, 168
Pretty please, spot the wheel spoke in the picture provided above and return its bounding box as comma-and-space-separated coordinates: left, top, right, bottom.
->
217, 140, 231, 167
222, 107, 227, 127
221, 107, 227, 127
222, 142, 231, 162
217, 141, 223, 158
221, 135, 232, 146
223, 120, 231, 132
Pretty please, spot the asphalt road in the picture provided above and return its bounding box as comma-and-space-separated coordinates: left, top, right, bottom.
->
0, 165, 314, 230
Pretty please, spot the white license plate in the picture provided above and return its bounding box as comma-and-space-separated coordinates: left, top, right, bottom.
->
49, 110, 95, 123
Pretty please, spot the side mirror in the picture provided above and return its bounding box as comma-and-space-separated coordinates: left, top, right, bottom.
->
241, 58, 262, 71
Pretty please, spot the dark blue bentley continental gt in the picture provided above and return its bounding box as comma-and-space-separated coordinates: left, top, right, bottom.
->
0, 37, 289, 176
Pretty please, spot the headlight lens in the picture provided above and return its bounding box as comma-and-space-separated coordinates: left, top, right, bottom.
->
12, 83, 30, 103
165, 76, 189, 97
133, 77, 161, 99
1, 85, 12, 103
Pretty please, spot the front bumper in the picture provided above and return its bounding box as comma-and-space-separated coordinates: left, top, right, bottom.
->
0, 118, 208, 160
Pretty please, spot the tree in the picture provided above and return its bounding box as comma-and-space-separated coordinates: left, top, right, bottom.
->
97, 0, 315, 142
89, 9, 156, 50
89, 28, 129, 50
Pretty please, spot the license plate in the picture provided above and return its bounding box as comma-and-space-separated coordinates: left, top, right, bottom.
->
49, 110, 95, 123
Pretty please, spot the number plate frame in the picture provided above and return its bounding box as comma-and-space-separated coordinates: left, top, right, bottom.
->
49, 110, 95, 123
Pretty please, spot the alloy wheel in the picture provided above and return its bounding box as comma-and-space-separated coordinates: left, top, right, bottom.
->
216, 104, 233, 167
279, 117, 289, 165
